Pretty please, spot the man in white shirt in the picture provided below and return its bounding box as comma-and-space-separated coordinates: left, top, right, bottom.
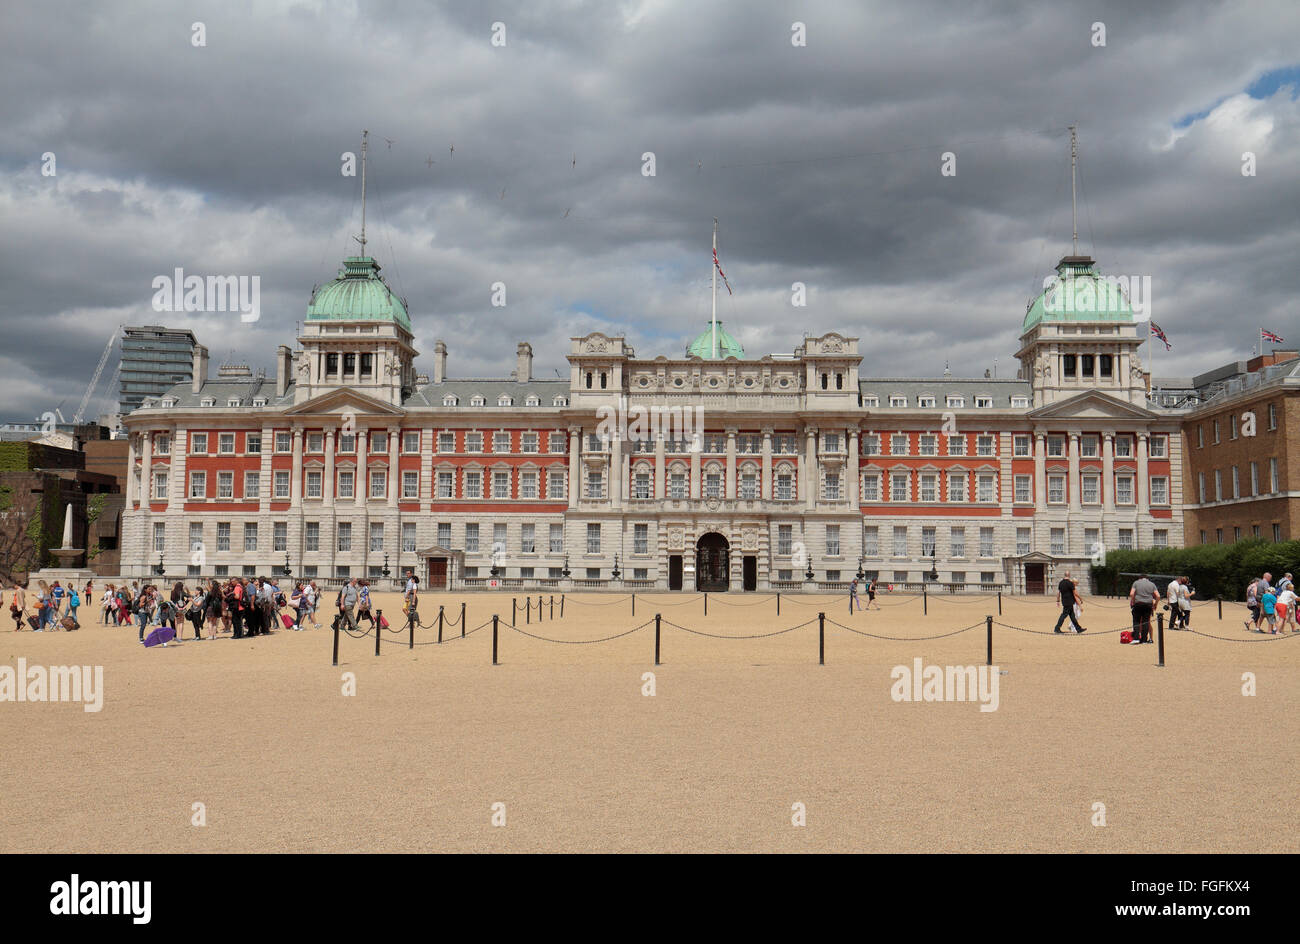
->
1166, 577, 1182, 628
1176, 576, 1195, 629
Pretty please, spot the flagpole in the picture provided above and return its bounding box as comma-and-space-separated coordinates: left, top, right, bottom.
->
711, 218, 719, 359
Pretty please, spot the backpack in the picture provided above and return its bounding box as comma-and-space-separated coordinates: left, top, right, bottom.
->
70, 591, 80, 607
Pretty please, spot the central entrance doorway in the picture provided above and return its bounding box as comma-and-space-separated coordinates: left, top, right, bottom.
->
696, 532, 730, 591
1025, 563, 1046, 594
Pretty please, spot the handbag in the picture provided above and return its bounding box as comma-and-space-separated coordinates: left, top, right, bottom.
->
1120, 630, 1133, 644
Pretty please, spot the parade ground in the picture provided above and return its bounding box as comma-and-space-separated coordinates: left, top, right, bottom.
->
1, 591, 1295, 854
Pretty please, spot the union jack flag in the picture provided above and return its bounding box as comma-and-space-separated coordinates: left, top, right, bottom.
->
1150, 321, 1171, 351
1262, 328, 1285, 344
713, 247, 732, 295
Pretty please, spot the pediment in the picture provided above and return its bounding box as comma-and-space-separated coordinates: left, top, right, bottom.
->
1027, 391, 1155, 421
283, 388, 404, 418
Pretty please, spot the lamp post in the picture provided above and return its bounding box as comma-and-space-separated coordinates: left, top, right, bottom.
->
928, 548, 939, 584
561, 554, 570, 579
382, 552, 390, 579
283, 551, 292, 580
856, 555, 865, 581
153, 553, 165, 579
612, 553, 621, 581
804, 557, 815, 582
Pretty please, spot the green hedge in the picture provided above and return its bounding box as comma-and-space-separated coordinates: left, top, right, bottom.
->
1089, 539, 1300, 601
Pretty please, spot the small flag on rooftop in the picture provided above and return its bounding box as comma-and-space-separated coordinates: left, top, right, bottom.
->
713, 247, 732, 295
1262, 328, 1285, 344
1150, 321, 1171, 351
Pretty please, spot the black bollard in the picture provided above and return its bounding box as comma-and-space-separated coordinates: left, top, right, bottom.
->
632, 593, 635, 617
997, 591, 1002, 615
654, 613, 661, 666
986, 615, 993, 666
704, 592, 708, 616
538, 595, 543, 621
513, 598, 517, 625
1217, 595, 1222, 620
461, 601, 466, 638
375, 616, 380, 656
1157, 611, 1165, 667
438, 605, 444, 643
526, 598, 530, 624
492, 615, 499, 665
409, 608, 414, 649
776, 591, 780, 616
332, 622, 339, 666
818, 612, 825, 665
560, 594, 565, 618
550, 595, 554, 619
847, 592, 852, 615
923, 583, 927, 615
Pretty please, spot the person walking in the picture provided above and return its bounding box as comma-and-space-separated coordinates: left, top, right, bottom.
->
1053, 571, 1086, 633
1175, 576, 1195, 629
306, 581, 320, 628
10, 583, 25, 631
34, 580, 51, 631
339, 578, 360, 632
65, 586, 80, 628
866, 577, 880, 610
1128, 573, 1158, 644
1274, 582, 1295, 632
849, 577, 863, 612
228, 579, 246, 639
1260, 583, 1280, 633
356, 579, 374, 629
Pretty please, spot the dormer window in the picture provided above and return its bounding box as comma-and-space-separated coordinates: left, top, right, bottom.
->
443, 395, 459, 407
470, 395, 485, 407
946, 396, 965, 408
252, 397, 267, 407
200, 397, 215, 407
227, 398, 241, 408
862, 395, 879, 407
525, 395, 540, 407
975, 396, 993, 408
553, 396, 568, 407
1011, 396, 1028, 408
889, 396, 906, 408
498, 395, 513, 407
161, 397, 176, 409
917, 396, 936, 408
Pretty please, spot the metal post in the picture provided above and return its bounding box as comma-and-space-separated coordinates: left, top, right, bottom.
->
997, 591, 1002, 615
375, 616, 380, 656
631, 593, 635, 617
561, 594, 565, 618
818, 612, 825, 665
492, 615, 499, 665
1217, 595, 1222, 620
1156, 611, 1165, 667
332, 622, 339, 666
776, 591, 780, 616
847, 592, 852, 615
513, 597, 517, 625
438, 605, 444, 644
986, 615, 993, 666
460, 601, 466, 638
923, 583, 927, 615
408, 608, 413, 649
704, 591, 708, 616
526, 597, 530, 624
654, 614, 661, 666
550, 595, 554, 619
539, 595, 543, 621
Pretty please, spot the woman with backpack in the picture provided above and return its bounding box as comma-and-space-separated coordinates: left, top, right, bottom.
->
66, 586, 81, 629
356, 579, 375, 628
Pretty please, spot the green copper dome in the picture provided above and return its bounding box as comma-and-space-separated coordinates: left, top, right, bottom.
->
1023, 255, 1134, 334
306, 256, 410, 331
686, 320, 745, 360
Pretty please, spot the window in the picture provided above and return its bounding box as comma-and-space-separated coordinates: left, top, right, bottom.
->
892, 526, 907, 557
1011, 396, 1029, 408
217, 432, 235, 455
273, 522, 287, 552
464, 470, 482, 499
274, 471, 290, 499
1050, 528, 1065, 555
1250, 462, 1259, 496
1082, 473, 1099, 504
337, 470, 354, 499
520, 471, 538, 499
704, 472, 722, 498
275, 432, 291, 453
861, 473, 880, 502
1197, 426, 1204, 448
549, 432, 567, 454
548, 470, 566, 500
1214, 470, 1222, 502
549, 524, 563, 553
305, 470, 322, 498
369, 470, 387, 499
370, 432, 387, 454
1014, 474, 1031, 503
403, 471, 419, 499
190, 432, 208, 454
402, 522, 416, 553
338, 433, 355, 454
1273, 524, 1282, 542
778, 525, 793, 555
950, 527, 965, 558
246, 433, 261, 455
891, 434, 908, 455
152, 522, 166, 552
437, 471, 454, 499
521, 524, 536, 553
465, 432, 483, 452
1197, 472, 1206, 503
918, 434, 937, 456
979, 527, 994, 557
238, 471, 257, 500
586, 523, 601, 554
1081, 434, 1099, 458
739, 471, 758, 499
976, 434, 995, 457
889, 396, 906, 408
493, 431, 511, 453
919, 473, 937, 502
1047, 435, 1065, 457
863, 526, 879, 556
975, 396, 993, 409
862, 434, 880, 455
946, 396, 964, 408
1013, 435, 1030, 457
775, 473, 792, 500
465, 524, 480, 552
1231, 467, 1239, 500
188, 522, 202, 551
217, 471, 234, 499
494, 471, 512, 499
1252, 525, 1260, 538
1084, 527, 1100, 555
671, 472, 688, 499
585, 471, 604, 499
438, 431, 455, 453
1115, 435, 1133, 458
521, 432, 539, 454
1063, 354, 1076, 378
153, 472, 168, 501
920, 527, 935, 557
369, 522, 384, 552
243, 522, 258, 552
824, 472, 841, 501
1149, 434, 1166, 458
1234, 526, 1242, 543
633, 524, 649, 555
823, 432, 841, 452
403, 431, 420, 454
891, 472, 909, 502
977, 473, 996, 502
1047, 474, 1065, 504
917, 396, 936, 408
306, 432, 323, 453
1118, 528, 1134, 551
1268, 403, 1277, 430
189, 471, 206, 499
826, 525, 841, 556
863, 396, 879, 408
216, 522, 230, 552
947, 472, 966, 503
1270, 458, 1279, 493
155, 433, 171, 454
948, 435, 966, 456
1116, 474, 1134, 505
305, 522, 320, 552
1016, 527, 1031, 556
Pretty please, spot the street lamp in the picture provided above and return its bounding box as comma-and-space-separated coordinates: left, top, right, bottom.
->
928, 547, 939, 583
382, 552, 391, 579
561, 554, 570, 579
153, 553, 165, 578
856, 555, 865, 581
804, 557, 815, 582
611, 553, 621, 581
283, 551, 292, 579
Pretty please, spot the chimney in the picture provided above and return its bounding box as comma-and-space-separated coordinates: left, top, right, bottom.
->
192, 344, 208, 393
516, 342, 533, 382
276, 345, 292, 397
433, 340, 448, 383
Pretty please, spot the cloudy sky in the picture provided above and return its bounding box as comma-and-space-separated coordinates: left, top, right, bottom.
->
4, 0, 1299, 421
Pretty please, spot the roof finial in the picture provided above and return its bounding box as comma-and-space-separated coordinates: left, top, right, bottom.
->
354, 130, 368, 256
1068, 124, 1078, 257
944, 360, 951, 377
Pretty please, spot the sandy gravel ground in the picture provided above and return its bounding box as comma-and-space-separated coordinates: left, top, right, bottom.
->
1, 590, 1295, 853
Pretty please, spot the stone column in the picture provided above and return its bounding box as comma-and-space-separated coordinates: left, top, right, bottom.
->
847, 427, 860, 506
654, 429, 665, 499
725, 428, 737, 500
126, 433, 138, 504
1068, 432, 1081, 513
568, 425, 580, 510
1137, 432, 1149, 516
1102, 432, 1115, 512
804, 427, 817, 510
611, 430, 623, 508
1033, 432, 1045, 513
323, 429, 335, 503
690, 441, 701, 499
761, 428, 773, 500
291, 427, 304, 506
140, 430, 153, 502
354, 427, 368, 507
387, 425, 399, 508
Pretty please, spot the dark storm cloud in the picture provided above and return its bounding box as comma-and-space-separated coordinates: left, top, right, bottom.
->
2, 0, 1299, 419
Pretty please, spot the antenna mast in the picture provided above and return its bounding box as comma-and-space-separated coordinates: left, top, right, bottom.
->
355, 129, 369, 255
1069, 124, 1078, 256
711, 219, 718, 359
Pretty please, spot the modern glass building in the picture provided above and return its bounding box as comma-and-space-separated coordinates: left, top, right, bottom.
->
119, 325, 197, 414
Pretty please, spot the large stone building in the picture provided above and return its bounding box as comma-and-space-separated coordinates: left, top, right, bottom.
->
119, 250, 1185, 592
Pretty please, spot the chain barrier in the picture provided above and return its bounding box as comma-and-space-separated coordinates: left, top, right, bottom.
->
826, 617, 986, 641
707, 595, 779, 607
781, 594, 851, 606
632, 594, 703, 607
1188, 627, 1300, 643
661, 617, 817, 640
993, 619, 1129, 637
507, 619, 654, 644
564, 595, 634, 607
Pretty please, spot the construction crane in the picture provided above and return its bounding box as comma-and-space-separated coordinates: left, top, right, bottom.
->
73, 325, 122, 424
